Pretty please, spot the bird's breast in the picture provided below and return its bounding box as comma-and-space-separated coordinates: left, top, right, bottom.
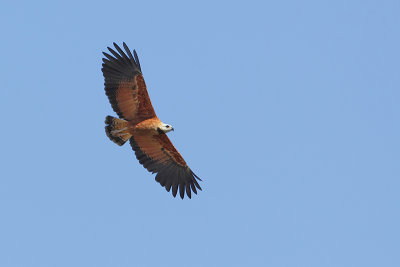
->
130, 117, 162, 135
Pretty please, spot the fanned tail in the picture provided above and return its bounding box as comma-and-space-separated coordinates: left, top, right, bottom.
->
105, 116, 131, 146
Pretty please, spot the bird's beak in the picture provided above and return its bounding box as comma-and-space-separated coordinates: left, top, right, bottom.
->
172, 128, 174, 131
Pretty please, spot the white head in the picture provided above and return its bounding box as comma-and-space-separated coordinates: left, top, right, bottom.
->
158, 123, 174, 133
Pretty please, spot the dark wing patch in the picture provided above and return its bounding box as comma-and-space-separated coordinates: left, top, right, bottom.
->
130, 134, 202, 199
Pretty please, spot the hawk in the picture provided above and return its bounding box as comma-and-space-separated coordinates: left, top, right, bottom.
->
102, 42, 202, 199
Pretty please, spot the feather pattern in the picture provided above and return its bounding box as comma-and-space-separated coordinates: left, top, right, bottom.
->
102, 42, 155, 123
130, 134, 201, 199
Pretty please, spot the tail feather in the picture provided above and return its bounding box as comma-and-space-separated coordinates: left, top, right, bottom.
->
105, 116, 131, 146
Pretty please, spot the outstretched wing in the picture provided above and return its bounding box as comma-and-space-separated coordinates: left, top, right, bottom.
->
130, 133, 202, 199
102, 42, 156, 123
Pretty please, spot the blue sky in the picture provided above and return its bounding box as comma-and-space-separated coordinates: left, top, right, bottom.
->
1, 0, 399, 266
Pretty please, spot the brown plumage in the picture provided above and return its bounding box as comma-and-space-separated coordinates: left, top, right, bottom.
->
102, 42, 201, 199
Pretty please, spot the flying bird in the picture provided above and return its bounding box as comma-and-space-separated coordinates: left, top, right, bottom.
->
101, 42, 202, 199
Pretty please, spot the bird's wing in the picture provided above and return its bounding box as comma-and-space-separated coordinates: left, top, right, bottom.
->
102, 42, 156, 122
130, 133, 202, 199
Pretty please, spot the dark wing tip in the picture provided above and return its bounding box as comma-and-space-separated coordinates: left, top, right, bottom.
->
133, 49, 142, 71
164, 167, 202, 199
172, 184, 178, 198
179, 184, 185, 199
101, 42, 141, 77
191, 170, 202, 181
186, 183, 192, 199
151, 166, 202, 199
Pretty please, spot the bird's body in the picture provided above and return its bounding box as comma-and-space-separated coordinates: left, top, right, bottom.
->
133, 118, 167, 134
102, 43, 201, 199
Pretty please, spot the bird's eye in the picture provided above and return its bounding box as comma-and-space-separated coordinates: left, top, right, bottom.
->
166, 125, 170, 128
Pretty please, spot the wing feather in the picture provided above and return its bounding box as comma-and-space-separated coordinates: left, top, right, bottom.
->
130, 133, 201, 199
102, 43, 156, 122
123, 43, 136, 64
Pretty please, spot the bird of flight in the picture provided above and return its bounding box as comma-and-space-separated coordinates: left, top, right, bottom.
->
102, 43, 202, 199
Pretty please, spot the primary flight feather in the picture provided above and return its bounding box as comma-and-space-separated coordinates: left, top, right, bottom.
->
102, 42, 202, 199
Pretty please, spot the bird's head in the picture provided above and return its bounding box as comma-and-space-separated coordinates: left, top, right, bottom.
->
158, 123, 174, 133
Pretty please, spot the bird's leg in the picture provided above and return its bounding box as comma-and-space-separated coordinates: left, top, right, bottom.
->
111, 127, 128, 136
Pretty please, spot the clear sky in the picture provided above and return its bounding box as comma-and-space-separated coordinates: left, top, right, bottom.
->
1, 0, 399, 266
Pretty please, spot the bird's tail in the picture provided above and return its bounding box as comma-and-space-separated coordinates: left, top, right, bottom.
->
105, 116, 131, 146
